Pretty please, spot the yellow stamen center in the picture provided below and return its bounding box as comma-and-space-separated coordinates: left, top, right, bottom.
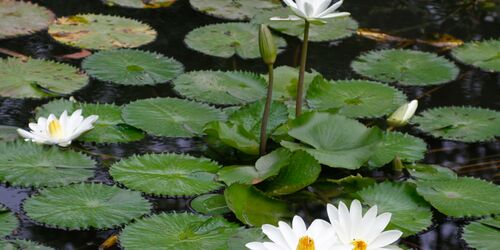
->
352, 240, 367, 250
48, 119, 64, 139
296, 236, 315, 250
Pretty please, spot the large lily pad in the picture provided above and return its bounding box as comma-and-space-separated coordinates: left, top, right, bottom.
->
0, 142, 96, 188
281, 112, 383, 169
462, 218, 500, 250
451, 39, 500, 72
173, 70, 267, 105
0, 239, 53, 250
48, 14, 157, 50
23, 183, 151, 230
357, 182, 433, 237
264, 66, 321, 102
110, 153, 223, 196
103, 0, 176, 8
252, 7, 358, 42
185, 22, 286, 59
82, 49, 184, 85
413, 106, 500, 142
0, 0, 55, 39
0, 57, 88, 99
306, 77, 407, 118
36, 99, 145, 143
351, 49, 459, 86
122, 97, 226, 138
120, 213, 239, 250
368, 132, 427, 168
0, 205, 17, 237
190, 0, 281, 20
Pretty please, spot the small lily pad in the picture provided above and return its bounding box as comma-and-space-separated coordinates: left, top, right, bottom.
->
351, 49, 459, 86
0, 204, 18, 237
122, 97, 226, 138
173, 70, 267, 105
413, 106, 500, 142
23, 183, 151, 230
462, 218, 500, 250
190, 194, 230, 215
0, 57, 88, 99
120, 213, 239, 250
451, 39, 500, 72
0, 0, 55, 39
48, 14, 157, 50
406, 164, 457, 181
416, 177, 500, 217
82, 49, 184, 85
264, 66, 321, 101
0, 142, 96, 188
110, 153, 223, 196
0, 239, 53, 250
190, 0, 281, 20
368, 132, 427, 168
185, 22, 286, 59
36, 99, 145, 143
103, 0, 176, 8
307, 77, 407, 118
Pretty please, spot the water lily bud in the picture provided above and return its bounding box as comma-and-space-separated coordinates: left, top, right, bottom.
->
259, 24, 277, 65
387, 100, 418, 127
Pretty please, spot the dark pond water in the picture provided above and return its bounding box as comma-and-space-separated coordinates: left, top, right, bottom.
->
0, 0, 499, 249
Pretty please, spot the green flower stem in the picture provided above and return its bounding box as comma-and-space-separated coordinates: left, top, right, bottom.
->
260, 63, 274, 156
295, 20, 310, 117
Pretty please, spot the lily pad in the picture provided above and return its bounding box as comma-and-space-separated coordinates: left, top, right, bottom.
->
416, 177, 500, 217
406, 164, 457, 181
173, 70, 267, 105
307, 77, 407, 118
368, 132, 427, 168
82, 49, 184, 85
23, 183, 151, 230
185, 22, 286, 59
263, 66, 321, 101
48, 14, 157, 50
189, 0, 281, 20
357, 182, 433, 237
110, 153, 223, 196
190, 194, 230, 215
451, 39, 500, 72
36, 99, 145, 143
351, 49, 459, 86
0, 125, 19, 142
0, 205, 17, 237
252, 7, 358, 42
462, 218, 500, 250
0, 57, 88, 99
228, 228, 266, 250
0, 142, 96, 188
0, 239, 53, 250
281, 112, 383, 169
413, 106, 500, 142
120, 213, 239, 250
103, 0, 176, 8
122, 97, 226, 138
0, 0, 55, 39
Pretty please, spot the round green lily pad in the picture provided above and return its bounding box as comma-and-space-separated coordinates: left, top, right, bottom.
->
120, 213, 239, 250
190, 0, 281, 20
462, 218, 500, 250
351, 49, 459, 86
185, 22, 286, 59
110, 153, 223, 196
306, 78, 407, 118
0, 204, 18, 237
413, 106, 500, 142
48, 14, 157, 50
0, 239, 53, 250
103, 0, 176, 8
416, 177, 500, 217
173, 70, 267, 105
368, 132, 427, 168
0, 142, 96, 188
0, 57, 88, 99
252, 7, 358, 42
122, 97, 226, 138
36, 99, 145, 143
82, 49, 183, 85
190, 194, 230, 215
23, 183, 151, 230
0, 0, 55, 39
452, 39, 500, 72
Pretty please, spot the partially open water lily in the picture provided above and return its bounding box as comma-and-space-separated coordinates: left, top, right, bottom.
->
327, 200, 403, 250
246, 215, 337, 250
272, 0, 350, 22
387, 100, 418, 127
17, 109, 98, 147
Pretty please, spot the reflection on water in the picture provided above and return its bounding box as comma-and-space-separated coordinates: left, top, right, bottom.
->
0, 0, 498, 249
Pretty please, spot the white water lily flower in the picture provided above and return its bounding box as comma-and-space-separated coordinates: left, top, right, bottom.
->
272, 0, 350, 22
327, 200, 403, 250
246, 215, 338, 250
387, 100, 418, 127
17, 109, 98, 147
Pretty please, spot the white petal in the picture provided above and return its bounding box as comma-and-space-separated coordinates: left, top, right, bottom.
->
319, 12, 350, 19
295, 0, 306, 12
369, 230, 403, 248
366, 213, 392, 243
282, 0, 298, 9
270, 15, 302, 21
292, 216, 307, 236
349, 200, 363, 238
37, 117, 47, 127
313, 0, 333, 16
326, 203, 339, 223
263, 242, 287, 250
262, 225, 289, 248
278, 221, 297, 249
28, 123, 42, 132
246, 242, 268, 250
317, 0, 344, 16
338, 201, 352, 240
403, 100, 418, 120
302, 2, 315, 17
359, 205, 378, 238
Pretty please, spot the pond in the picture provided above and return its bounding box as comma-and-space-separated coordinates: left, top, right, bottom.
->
0, 0, 499, 249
